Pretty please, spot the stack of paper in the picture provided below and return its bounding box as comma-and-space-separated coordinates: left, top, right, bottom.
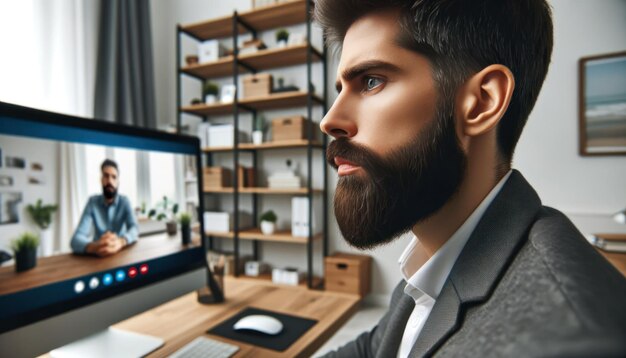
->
267, 171, 301, 189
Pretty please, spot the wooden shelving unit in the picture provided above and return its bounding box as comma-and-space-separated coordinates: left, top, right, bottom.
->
176, 0, 327, 289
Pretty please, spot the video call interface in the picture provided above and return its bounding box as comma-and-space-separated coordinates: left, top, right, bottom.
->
0, 121, 201, 301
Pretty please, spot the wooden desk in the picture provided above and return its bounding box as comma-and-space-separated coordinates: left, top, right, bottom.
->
114, 277, 361, 358
0, 233, 200, 295
598, 250, 626, 278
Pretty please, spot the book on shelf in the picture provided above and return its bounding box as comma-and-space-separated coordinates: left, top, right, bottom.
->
589, 233, 626, 253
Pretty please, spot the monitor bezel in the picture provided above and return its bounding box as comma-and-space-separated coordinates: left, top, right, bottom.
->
0, 101, 208, 333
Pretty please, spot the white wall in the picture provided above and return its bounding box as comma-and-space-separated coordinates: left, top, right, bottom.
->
152, 0, 626, 301
0, 135, 59, 253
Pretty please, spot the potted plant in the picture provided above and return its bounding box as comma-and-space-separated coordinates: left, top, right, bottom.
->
276, 29, 289, 48
148, 196, 179, 236
11, 232, 40, 272
260, 210, 277, 235
179, 212, 192, 245
252, 115, 266, 145
190, 98, 202, 105
203, 82, 219, 104
26, 199, 58, 256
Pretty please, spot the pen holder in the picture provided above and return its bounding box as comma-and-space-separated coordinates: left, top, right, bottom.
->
197, 265, 224, 304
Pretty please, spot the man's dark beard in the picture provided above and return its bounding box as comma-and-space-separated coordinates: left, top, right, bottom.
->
326, 108, 467, 250
103, 185, 117, 200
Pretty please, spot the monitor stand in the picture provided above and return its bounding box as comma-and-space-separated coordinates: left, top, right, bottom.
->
50, 327, 163, 358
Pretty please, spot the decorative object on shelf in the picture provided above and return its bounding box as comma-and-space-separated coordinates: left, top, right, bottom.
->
292, 196, 314, 237
243, 73, 272, 98
325, 252, 372, 297
260, 210, 277, 235
185, 55, 199, 66
179, 212, 192, 245
0, 175, 13, 186
203, 81, 219, 104
204, 211, 231, 233
272, 115, 312, 141
203, 167, 233, 190
267, 159, 301, 188
287, 32, 305, 46
220, 84, 237, 103
252, 115, 266, 144
207, 124, 245, 147
613, 207, 626, 224
272, 267, 303, 285
275, 28, 289, 48
190, 98, 202, 105
244, 261, 270, 276
148, 196, 179, 236
26, 199, 58, 257
11, 232, 39, 272
198, 39, 226, 63
578, 51, 626, 156
273, 77, 299, 93
239, 39, 267, 55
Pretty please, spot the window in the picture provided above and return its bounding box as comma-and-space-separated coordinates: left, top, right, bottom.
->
113, 148, 138, 208
149, 152, 177, 208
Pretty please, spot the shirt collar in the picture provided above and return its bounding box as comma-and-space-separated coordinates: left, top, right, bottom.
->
399, 170, 512, 301
100, 194, 120, 207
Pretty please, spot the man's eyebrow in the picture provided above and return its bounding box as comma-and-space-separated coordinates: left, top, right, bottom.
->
335, 60, 402, 92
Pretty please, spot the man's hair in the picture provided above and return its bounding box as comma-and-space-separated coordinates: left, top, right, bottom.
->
314, 0, 553, 164
101, 159, 118, 173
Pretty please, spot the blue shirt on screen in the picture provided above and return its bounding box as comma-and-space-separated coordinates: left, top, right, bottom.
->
70, 194, 138, 253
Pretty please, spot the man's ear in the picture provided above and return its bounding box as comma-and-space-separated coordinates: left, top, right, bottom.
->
456, 64, 515, 137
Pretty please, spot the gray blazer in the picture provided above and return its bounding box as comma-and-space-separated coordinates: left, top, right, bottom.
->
324, 170, 626, 357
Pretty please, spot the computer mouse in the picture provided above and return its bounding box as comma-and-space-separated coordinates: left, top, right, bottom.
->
233, 314, 283, 335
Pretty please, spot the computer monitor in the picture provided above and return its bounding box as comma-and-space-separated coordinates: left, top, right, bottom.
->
0, 102, 220, 357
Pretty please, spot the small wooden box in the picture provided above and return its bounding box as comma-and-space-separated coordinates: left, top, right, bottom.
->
325, 252, 372, 297
243, 73, 272, 98
203, 167, 232, 190
272, 116, 316, 142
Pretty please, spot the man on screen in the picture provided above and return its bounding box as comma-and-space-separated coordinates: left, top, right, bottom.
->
315, 0, 626, 356
71, 159, 138, 256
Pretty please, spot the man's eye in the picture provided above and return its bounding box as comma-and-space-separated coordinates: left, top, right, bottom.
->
364, 77, 383, 92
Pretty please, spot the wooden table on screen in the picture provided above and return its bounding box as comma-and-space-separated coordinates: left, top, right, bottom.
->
113, 276, 361, 358
0, 233, 200, 296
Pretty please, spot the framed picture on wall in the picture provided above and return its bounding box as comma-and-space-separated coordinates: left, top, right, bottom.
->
579, 51, 626, 156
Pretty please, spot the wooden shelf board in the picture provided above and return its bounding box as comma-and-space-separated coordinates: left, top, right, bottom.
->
239, 44, 322, 71
239, 91, 324, 111
203, 140, 322, 153
203, 187, 323, 194
206, 229, 322, 244
181, 1, 309, 40
181, 102, 234, 116
181, 45, 322, 80
182, 92, 322, 117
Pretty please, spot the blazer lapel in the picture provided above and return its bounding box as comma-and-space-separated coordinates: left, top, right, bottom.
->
376, 291, 415, 358
409, 170, 542, 357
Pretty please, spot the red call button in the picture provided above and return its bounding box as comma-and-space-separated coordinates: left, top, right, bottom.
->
128, 267, 138, 278
140, 264, 149, 275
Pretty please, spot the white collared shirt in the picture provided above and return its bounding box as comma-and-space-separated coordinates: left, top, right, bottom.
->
396, 171, 512, 358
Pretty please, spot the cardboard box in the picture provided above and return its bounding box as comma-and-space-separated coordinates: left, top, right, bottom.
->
203, 167, 232, 190
272, 116, 316, 141
325, 252, 372, 297
243, 73, 272, 98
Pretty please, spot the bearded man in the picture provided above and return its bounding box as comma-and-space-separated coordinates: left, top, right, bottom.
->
316, 0, 626, 356
71, 159, 137, 256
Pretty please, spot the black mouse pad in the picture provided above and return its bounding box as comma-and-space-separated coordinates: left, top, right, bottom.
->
207, 307, 318, 352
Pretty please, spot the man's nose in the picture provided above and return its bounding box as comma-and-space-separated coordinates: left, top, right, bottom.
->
320, 94, 357, 139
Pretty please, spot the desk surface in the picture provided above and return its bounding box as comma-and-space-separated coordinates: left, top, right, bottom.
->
114, 277, 361, 358
0, 233, 200, 295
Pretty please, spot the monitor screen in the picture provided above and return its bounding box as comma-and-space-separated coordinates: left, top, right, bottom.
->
0, 102, 206, 333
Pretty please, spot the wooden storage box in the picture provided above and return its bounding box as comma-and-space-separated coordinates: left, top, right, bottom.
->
243, 73, 272, 98
203, 167, 232, 190
325, 252, 372, 297
272, 116, 316, 142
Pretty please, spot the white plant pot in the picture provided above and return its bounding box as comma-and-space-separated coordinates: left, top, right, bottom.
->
277, 40, 287, 48
205, 94, 217, 104
252, 130, 263, 145
40, 228, 53, 257
260, 221, 275, 235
